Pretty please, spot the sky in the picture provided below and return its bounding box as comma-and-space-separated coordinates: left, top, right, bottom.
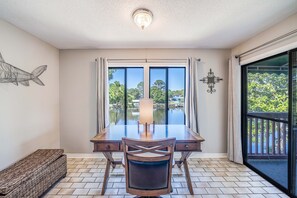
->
109, 67, 185, 90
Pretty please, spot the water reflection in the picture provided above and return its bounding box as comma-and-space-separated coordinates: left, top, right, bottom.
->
109, 108, 185, 125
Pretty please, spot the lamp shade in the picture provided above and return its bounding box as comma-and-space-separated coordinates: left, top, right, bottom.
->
139, 98, 153, 124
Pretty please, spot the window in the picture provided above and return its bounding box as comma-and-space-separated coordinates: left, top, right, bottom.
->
150, 67, 185, 124
109, 67, 144, 125
108, 64, 186, 125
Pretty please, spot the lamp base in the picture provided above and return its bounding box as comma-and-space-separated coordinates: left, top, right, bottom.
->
137, 121, 155, 135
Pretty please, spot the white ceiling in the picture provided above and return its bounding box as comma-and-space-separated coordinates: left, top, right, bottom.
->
0, 0, 297, 49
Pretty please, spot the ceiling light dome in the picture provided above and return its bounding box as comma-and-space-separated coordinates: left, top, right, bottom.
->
132, 8, 153, 30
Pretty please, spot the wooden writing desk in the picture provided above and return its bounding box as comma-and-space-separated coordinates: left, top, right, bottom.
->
90, 124, 205, 195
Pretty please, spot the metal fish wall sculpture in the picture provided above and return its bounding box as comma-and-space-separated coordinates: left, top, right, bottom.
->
0, 53, 47, 86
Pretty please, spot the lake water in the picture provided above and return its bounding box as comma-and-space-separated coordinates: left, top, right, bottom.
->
110, 108, 185, 125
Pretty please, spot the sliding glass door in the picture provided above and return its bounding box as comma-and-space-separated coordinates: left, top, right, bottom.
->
243, 53, 289, 189
242, 48, 297, 197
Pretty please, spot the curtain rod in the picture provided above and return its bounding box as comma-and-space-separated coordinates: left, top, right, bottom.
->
106, 58, 201, 63
235, 29, 297, 59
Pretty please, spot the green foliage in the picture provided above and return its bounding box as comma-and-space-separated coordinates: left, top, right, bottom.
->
150, 80, 166, 103
248, 72, 288, 113
127, 88, 140, 108
109, 81, 144, 107
109, 81, 124, 124
109, 81, 124, 106
137, 81, 144, 98
109, 78, 185, 124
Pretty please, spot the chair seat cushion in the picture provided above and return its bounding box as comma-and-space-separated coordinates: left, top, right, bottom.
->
0, 149, 64, 195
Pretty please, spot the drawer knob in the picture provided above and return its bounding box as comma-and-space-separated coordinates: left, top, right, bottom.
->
106, 145, 111, 149
185, 144, 189, 148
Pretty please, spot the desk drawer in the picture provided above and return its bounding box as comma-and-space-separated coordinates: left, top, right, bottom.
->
96, 143, 119, 151
176, 143, 200, 151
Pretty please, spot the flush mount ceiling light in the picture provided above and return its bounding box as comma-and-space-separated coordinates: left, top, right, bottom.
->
132, 8, 153, 30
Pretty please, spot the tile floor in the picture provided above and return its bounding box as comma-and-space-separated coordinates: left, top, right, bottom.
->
44, 157, 289, 198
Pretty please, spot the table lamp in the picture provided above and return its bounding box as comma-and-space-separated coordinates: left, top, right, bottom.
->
139, 98, 154, 133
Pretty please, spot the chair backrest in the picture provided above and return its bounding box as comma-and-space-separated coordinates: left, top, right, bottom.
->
122, 137, 176, 197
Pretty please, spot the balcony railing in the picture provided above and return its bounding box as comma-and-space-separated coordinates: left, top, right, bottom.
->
247, 112, 288, 159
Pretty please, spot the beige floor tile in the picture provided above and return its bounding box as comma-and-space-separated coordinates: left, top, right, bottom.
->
69, 177, 84, 183
234, 187, 252, 194
263, 195, 281, 198
202, 195, 218, 198
48, 188, 61, 195
57, 183, 73, 188
248, 195, 266, 198
217, 195, 234, 198
225, 177, 239, 182
222, 182, 238, 188
58, 188, 76, 195
233, 195, 250, 198
235, 182, 251, 187
195, 182, 210, 188
249, 182, 265, 187
193, 188, 208, 194
72, 189, 90, 195
249, 187, 267, 194
205, 187, 223, 194
209, 182, 224, 188
220, 187, 237, 194
71, 183, 87, 189
42, 157, 289, 198
262, 187, 282, 194
87, 189, 101, 195
104, 189, 119, 195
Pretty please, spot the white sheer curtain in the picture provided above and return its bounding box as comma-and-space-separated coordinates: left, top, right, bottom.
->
185, 58, 200, 133
227, 57, 243, 164
96, 57, 109, 134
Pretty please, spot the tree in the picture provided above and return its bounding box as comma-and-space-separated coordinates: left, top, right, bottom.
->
109, 81, 125, 124
150, 80, 166, 104
137, 81, 144, 98
248, 72, 288, 112
153, 80, 166, 90
127, 88, 140, 108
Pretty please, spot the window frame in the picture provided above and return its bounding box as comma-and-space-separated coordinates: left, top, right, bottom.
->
108, 62, 186, 125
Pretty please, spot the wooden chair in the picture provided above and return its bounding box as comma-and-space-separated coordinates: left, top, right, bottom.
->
122, 137, 176, 197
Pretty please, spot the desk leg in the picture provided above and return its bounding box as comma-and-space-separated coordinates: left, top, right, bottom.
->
101, 152, 114, 195
101, 152, 122, 195
103, 152, 116, 168
177, 152, 194, 195
101, 158, 111, 195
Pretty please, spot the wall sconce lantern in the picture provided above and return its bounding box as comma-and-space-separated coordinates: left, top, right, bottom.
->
200, 69, 223, 94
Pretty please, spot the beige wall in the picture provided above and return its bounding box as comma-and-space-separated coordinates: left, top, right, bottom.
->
59, 49, 230, 154
0, 20, 60, 170
232, 13, 297, 63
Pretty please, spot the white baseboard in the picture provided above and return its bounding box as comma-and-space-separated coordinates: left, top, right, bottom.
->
190, 152, 227, 158
65, 152, 227, 159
